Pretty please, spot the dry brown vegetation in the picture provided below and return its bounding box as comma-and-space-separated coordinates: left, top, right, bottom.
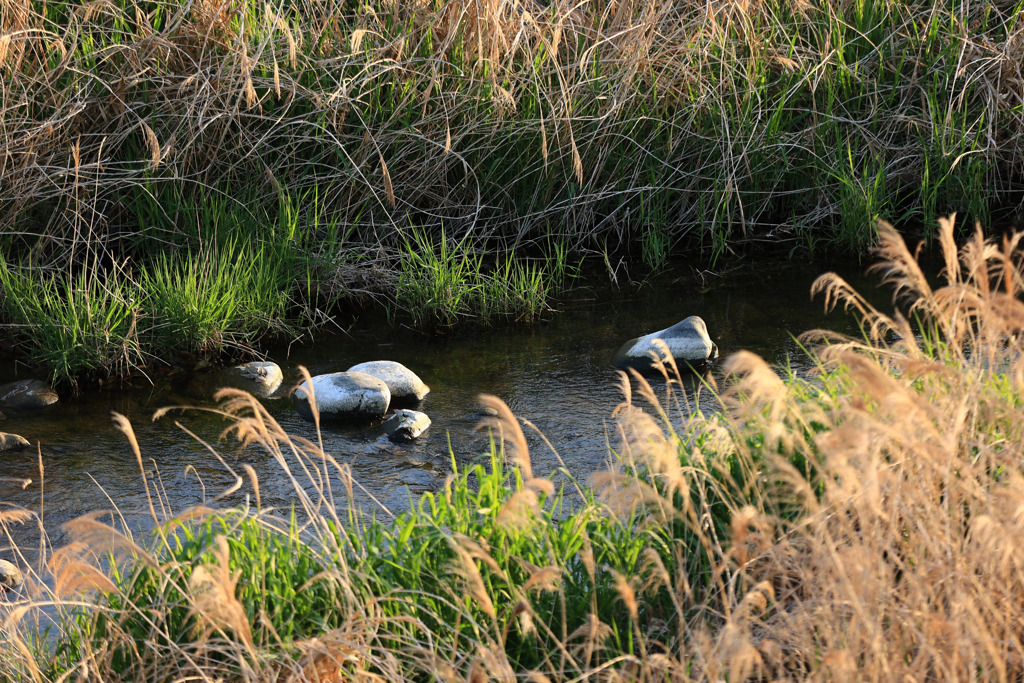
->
2, 215, 1024, 680
2, 0, 1022, 259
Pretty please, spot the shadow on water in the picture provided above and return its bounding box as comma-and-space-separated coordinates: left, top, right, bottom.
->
0, 259, 882, 554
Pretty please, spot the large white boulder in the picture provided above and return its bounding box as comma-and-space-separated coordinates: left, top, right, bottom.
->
292, 371, 391, 422
613, 315, 718, 371
346, 361, 429, 402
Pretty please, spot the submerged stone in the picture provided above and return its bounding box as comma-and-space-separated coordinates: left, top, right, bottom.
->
183, 361, 284, 400
0, 559, 23, 591
0, 433, 30, 452
346, 361, 429, 402
293, 371, 391, 422
219, 361, 284, 396
382, 409, 431, 443
0, 379, 58, 410
612, 315, 718, 371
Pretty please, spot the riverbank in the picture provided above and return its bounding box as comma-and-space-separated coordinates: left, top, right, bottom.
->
1, 220, 1022, 680
2, 0, 1023, 385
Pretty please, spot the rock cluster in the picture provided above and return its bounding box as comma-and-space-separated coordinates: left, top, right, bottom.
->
293, 361, 432, 441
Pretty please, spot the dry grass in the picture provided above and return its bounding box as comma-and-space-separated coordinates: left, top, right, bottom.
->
2, 0, 1022, 262
1, 215, 1024, 679
578, 213, 1024, 679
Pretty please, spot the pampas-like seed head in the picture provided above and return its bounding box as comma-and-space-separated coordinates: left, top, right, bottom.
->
478, 394, 533, 481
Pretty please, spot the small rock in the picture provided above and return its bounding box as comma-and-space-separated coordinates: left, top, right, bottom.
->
0, 559, 24, 591
220, 361, 284, 397
293, 371, 391, 422
612, 315, 718, 371
346, 361, 430, 403
0, 379, 59, 410
382, 409, 431, 443
183, 361, 284, 400
0, 433, 31, 452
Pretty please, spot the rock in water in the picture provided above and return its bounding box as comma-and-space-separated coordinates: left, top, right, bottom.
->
346, 361, 430, 402
382, 409, 431, 443
293, 372, 391, 422
0, 433, 31, 452
0, 379, 58, 410
183, 361, 284, 399
612, 315, 718, 371
0, 559, 23, 591
220, 362, 284, 397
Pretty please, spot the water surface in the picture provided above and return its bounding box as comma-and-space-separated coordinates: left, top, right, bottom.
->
0, 260, 881, 553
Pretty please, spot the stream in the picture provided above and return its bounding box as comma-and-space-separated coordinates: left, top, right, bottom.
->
0, 259, 881, 556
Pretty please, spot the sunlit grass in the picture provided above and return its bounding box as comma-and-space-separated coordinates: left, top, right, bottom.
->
393, 228, 554, 330
0, 260, 144, 387
143, 239, 294, 356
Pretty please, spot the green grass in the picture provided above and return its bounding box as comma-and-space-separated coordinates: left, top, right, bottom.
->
0, 260, 144, 386
143, 239, 294, 356
55, 513, 349, 678
0, 231, 303, 384
392, 228, 554, 330
44, 399, 697, 679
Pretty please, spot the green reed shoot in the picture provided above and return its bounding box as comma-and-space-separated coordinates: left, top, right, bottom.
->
0, 260, 144, 386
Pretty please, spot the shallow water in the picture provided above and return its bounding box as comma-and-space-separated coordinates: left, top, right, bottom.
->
0, 259, 880, 554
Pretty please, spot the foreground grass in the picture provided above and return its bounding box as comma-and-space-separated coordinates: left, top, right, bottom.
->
1, 215, 1024, 679
2, 0, 1023, 383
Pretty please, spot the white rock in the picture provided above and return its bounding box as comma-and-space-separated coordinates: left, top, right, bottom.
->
0, 379, 58, 410
0, 433, 31, 453
613, 315, 718, 370
346, 361, 429, 402
293, 371, 391, 422
221, 361, 284, 396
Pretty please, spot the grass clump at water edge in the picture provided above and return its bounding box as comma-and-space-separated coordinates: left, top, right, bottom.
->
0, 260, 145, 386
393, 227, 554, 330
2, 216, 1024, 679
